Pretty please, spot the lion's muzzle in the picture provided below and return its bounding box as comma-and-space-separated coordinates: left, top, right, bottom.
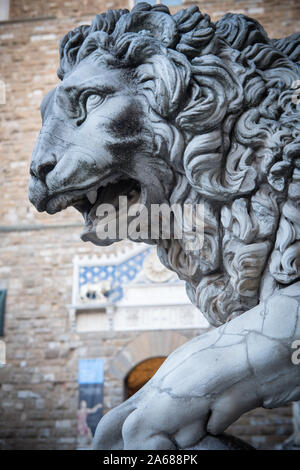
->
28, 129, 58, 212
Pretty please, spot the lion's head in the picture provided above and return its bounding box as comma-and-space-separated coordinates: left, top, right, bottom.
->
29, 3, 300, 326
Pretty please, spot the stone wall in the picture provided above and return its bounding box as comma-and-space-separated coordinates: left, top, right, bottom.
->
9, 0, 126, 21
8, 0, 300, 39
0, 0, 299, 450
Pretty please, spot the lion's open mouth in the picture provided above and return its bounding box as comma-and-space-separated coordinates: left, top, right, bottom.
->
46, 174, 142, 232
75, 177, 141, 225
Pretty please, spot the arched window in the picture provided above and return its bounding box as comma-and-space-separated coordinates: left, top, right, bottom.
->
124, 356, 166, 399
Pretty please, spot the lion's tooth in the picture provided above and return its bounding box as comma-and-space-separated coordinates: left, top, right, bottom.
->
87, 190, 97, 204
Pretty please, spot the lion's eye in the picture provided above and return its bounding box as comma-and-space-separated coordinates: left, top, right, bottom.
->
86, 94, 104, 113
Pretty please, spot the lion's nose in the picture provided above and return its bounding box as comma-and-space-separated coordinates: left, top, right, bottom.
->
30, 153, 57, 182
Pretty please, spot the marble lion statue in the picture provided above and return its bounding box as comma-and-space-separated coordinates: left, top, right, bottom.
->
29, 3, 300, 449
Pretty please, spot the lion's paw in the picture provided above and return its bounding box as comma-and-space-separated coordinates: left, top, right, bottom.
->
93, 326, 265, 450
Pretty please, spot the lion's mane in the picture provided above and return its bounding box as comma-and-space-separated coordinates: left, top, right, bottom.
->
58, 3, 300, 326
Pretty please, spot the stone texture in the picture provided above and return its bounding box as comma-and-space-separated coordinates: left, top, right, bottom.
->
1, 0, 299, 451
28, 1, 300, 450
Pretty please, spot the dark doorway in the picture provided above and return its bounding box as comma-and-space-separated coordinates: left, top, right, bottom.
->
124, 356, 166, 399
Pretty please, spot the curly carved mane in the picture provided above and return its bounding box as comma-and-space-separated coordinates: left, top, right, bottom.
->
58, 3, 300, 326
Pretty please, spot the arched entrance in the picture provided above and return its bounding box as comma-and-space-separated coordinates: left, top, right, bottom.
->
124, 356, 166, 399
109, 331, 188, 403
109, 331, 188, 382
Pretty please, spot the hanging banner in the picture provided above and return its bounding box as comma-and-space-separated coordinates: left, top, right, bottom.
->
77, 358, 104, 449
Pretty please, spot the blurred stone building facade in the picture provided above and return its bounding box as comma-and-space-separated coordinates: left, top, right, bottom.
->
0, 0, 300, 450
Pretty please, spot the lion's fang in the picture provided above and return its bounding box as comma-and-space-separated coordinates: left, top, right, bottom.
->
87, 190, 97, 204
